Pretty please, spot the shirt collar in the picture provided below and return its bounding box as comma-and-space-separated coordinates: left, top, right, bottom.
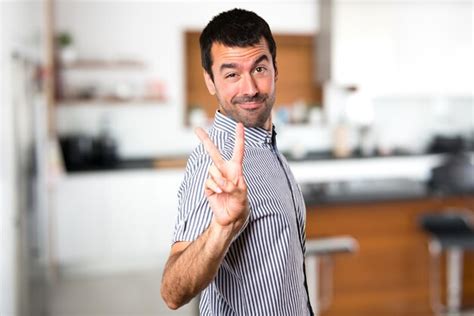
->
212, 111, 276, 147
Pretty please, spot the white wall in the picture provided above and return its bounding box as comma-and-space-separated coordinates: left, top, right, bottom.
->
54, 0, 473, 159
322, 0, 473, 151
1, 1, 43, 315
54, 0, 318, 158
331, 0, 473, 95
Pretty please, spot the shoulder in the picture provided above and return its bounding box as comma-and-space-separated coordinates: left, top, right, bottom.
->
185, 145, 210, 178
183, 126, 236, 178
184, 127, 222, 166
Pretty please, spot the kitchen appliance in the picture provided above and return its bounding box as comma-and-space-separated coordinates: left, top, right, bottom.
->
429, 152, 474, 194
428, 135, 468, 154
59, 133, 118, 171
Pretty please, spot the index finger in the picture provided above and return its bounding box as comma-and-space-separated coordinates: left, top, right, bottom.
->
232, 123, 245, 165
195, 127, 225, 168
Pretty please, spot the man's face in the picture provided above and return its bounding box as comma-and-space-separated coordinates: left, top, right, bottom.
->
204, 38, 277, 130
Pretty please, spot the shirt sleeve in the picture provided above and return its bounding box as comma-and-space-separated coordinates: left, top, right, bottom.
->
172, 151, 213, 243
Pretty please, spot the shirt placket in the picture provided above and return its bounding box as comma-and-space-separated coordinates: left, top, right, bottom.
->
268, 136, 314, 316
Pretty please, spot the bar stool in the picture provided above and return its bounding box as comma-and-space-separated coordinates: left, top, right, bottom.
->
305, 236, 358, 315
419, 208, 474, 316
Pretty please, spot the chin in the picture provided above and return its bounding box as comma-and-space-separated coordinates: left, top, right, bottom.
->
241, 115, 270, 129
222, 105, 272, 128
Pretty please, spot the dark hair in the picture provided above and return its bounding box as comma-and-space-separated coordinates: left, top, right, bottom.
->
199, 8, 277, 81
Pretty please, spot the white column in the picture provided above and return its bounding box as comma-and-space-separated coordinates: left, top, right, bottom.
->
0, 2, 18, 314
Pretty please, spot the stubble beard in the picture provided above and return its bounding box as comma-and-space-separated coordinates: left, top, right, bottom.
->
219, 92, 276, 129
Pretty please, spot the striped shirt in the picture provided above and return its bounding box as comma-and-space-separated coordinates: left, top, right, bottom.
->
173, 111, 313, 315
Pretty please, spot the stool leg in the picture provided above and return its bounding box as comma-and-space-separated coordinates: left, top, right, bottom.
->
429, 240, 443, 315
446, 247, 463, 314
306, 255, 320, 315
319, 255, 334, 312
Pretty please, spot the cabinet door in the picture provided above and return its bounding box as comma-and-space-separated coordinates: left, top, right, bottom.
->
54, 178, 108, 263
53, 171, 182, 271
306, 196, 474, 316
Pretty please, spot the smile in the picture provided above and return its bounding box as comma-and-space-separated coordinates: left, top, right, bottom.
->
238, 102, 264, 110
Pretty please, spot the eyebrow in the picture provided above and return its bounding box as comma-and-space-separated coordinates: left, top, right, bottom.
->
253, 55, 269, 67
219, 54, 270, 73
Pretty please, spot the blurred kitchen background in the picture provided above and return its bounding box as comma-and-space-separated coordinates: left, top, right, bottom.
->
1, 0, 473, 315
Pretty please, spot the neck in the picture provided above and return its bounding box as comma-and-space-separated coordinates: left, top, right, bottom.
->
262, 116, 272, 131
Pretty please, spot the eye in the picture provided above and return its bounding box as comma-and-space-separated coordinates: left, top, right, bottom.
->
255, 66, 266, 73
225, 73, 237, 79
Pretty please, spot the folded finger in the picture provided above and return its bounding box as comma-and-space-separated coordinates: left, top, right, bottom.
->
205, 178, 222, 194
209, 169, 238, 194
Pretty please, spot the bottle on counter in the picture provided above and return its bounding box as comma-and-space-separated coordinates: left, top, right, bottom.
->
332, 117, 352, 158
358, 125, 376, 157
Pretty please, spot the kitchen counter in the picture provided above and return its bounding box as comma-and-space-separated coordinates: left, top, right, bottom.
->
60, 151, 473, 205
51, 157, 473, 276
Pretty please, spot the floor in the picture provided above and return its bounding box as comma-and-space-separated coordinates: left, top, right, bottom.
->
33, 267, 198, 316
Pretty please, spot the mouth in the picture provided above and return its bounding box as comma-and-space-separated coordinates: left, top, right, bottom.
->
233, 95, 267, 111
238, 101, 264, 111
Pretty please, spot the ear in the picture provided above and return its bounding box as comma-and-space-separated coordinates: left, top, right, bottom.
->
203, 71, 216, 95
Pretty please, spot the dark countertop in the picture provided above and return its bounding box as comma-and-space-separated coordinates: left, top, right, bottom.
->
282, 149, 418, 162
64, 150, 430, 172
301, 178, 425, 206
63, 156, 187, 172
301, 179, 474, 206
64, 147, 474, 172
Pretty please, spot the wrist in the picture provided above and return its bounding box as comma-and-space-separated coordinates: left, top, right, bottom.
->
209, 219, 235, 241
201, 221, 232, 261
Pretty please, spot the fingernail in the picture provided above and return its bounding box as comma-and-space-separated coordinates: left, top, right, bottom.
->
216, 187, 222, 193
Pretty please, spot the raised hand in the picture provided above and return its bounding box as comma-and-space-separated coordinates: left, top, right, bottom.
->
195, 123, 249, 230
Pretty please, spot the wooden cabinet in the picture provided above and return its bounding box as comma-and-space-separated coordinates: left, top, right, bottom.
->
306, 196, 474, 316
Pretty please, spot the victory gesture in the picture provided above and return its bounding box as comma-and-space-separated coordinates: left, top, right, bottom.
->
195, 123, 249, 231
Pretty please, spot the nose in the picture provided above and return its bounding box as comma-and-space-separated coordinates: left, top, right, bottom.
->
240, 74, 258, 96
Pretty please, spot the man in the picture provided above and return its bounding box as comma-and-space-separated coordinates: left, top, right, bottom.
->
161, 8, 314, 315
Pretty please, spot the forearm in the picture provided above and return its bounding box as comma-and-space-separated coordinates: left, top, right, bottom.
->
160, 220, 236, 309
162, 123, 248, 309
